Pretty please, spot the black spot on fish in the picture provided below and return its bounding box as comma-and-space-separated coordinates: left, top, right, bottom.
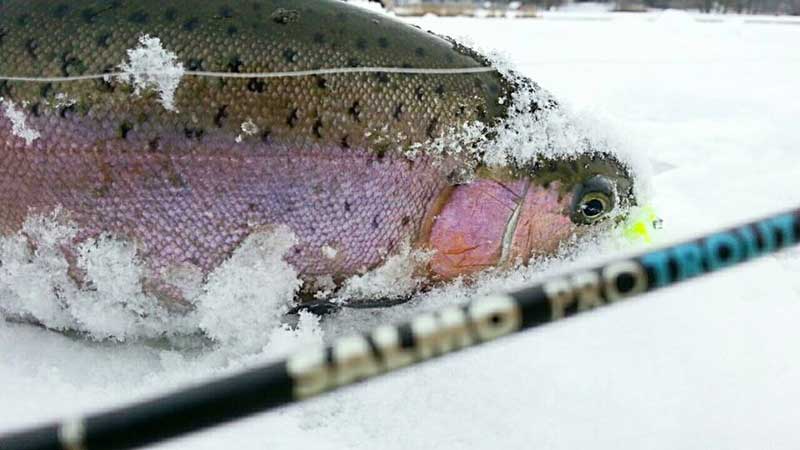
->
164, 8, 178, 22
226, 57, 243, 73
78, 101, 92, 116
312, 32, 325, 44
148, 138, 160, 152
261, 129, 272, 143
377, 37, 389, 48
187, 58, 204, 71
348, 101, 361, 122
341, 135, 350, 149
59, 104, 77, 119
415, 86, 424, 101
415, 47, 426, 57
128, 11, 148, 24
60, 54, 85, 77
356, 37, 368, 50
25, 39, 39, 59
213, 105, 229, 128
53, 4, 70, 18
183, 127, 205, 140
0, 81, 10, 97
40, 83, 53, 99
187, 256, 201, 267
312, 118, 323, 138
393, 103, 404, 121
287, 108, 299, 128
30, 103, 41, 118
226, 25, 238, 36
347, 57, 360, 67
95, 66, 116, 92
372, 215, 380, 229
93, 185, 111, 199
271, 8, 299, 25
435, 84, 445, 96
314, 75, 327, 89
0, 28, 7, 47
446, 170, 460, 184
283, 48, 298, 64
476, 106, 487, 122
81, 8, 101, 23
96, 33, 112, 48
247, 78, 266, 93
401, 216, 410, 226
373, 72, 390, 84
455, 105, 466, 117
166, 171, 187, 189
218, 6, 234, 18
119, 122, 133, 139
344, 201, 351, 212
426, 117, 439, 139
183, 18, 200, 32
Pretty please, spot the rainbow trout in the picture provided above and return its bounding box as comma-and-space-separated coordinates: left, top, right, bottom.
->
0, 0, 634, 306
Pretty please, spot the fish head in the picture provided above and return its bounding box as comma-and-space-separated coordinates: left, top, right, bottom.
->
424, 153, 635, 281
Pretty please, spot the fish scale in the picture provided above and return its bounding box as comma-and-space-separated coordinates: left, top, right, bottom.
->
0, 107, 454, 287
0, 0, 634, 305
0, 0, 512, 295
0, 0, 508, 151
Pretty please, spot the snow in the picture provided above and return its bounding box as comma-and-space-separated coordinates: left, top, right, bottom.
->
0, 217, 300, 344
194, 227, 301, 351
117, 35, 185, 112
1, 98, 40, 145
3, 11, 800, 450
337, 243, 432, 304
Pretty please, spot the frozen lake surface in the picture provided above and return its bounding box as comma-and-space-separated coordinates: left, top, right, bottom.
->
2, 10, 800, 450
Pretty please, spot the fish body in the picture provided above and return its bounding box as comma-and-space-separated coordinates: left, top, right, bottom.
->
0, 0, 633, 303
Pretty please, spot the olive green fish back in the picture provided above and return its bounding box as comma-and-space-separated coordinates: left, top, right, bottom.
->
0, 0, 511, 153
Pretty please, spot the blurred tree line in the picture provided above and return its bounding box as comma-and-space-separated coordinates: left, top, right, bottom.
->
612, 0, 800, 13
378, 0, 800, 14
564, 0, 799, 13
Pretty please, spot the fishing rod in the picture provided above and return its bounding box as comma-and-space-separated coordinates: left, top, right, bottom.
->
2, 206, 798, 450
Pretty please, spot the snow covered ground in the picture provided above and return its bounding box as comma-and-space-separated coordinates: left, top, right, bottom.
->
3, 10, 800, 450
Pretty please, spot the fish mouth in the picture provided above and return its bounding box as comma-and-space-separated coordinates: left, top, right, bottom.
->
423, 179, 576, 281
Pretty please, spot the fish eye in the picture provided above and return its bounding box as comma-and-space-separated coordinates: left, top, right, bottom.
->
578, 193, 611, 222
571, 175, 617, 225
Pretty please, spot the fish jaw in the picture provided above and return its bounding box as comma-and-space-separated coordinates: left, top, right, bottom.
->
425, 179, 575, 281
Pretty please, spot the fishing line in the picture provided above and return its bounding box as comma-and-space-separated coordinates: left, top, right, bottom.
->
0, 66, 497, 83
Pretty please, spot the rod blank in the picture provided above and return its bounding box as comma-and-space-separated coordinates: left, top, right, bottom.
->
2, 207, 798, 450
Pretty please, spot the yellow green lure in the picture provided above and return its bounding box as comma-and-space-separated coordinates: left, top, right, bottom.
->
623, 205, 662, 244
